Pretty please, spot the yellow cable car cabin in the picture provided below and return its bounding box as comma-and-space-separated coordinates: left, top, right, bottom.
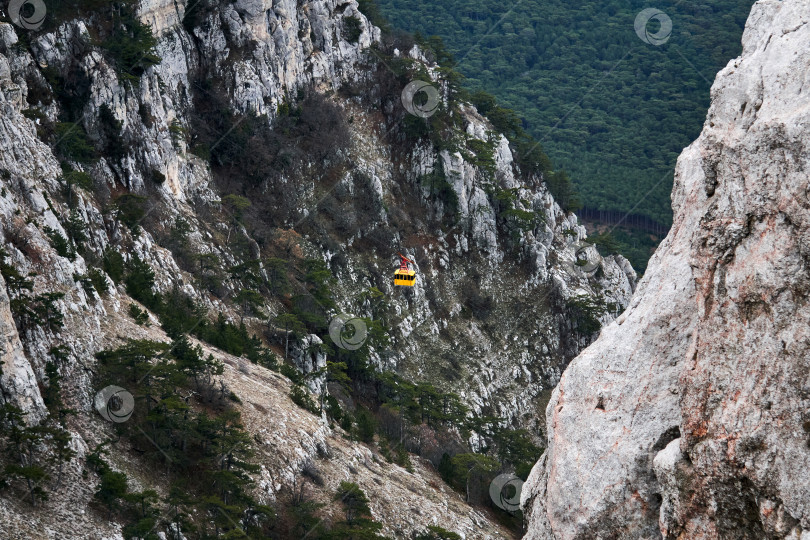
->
394, 253, 416, 287
394, 269, 416, 286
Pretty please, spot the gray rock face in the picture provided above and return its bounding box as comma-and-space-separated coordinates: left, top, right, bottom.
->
289, 333, 327, 394
0, 273, 46, 422
523, 0, 810, 538
0, 0, 634, 535
0, 0, 632, 429
389, 104, 637, 431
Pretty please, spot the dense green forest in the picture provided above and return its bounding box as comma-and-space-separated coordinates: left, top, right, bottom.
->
375, 0, 754, 266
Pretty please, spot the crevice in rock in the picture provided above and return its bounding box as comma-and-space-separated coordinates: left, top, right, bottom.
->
652, 426, 681, 453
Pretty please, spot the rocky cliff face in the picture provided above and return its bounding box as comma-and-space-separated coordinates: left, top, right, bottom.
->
0, 0, 635, 536
0, 0, 633, 429
523, 0, 810, 538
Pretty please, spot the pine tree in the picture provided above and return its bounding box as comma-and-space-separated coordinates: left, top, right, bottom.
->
95, 469, 128, 517
275, 312, 306, 360
335, 481, 372, 525
0, 393, 51, 506
124, 254, 158, 308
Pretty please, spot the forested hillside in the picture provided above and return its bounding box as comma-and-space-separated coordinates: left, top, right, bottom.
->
374, 0, 754, 268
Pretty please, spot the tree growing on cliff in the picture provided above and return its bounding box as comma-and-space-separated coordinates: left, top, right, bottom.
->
105, 3, 161, 80
275, 312, 306, 360
0, 402, 50, 505
234, 288, 266, 324
113, 193, 148, 234
332, 481, 385, 537
449, 453, 499, 504
10, 292, 65, 333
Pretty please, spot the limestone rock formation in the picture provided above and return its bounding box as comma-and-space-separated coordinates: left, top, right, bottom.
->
289, 333, 327, 394
523, 0, 810, 537
0, 273, 46, 422
0, 0, 635, 434
0, 0, 636, 536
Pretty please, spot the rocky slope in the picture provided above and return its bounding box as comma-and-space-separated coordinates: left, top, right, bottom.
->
523, 0, 810, 538
0, 0, 635, 536
0, 311, 514, 538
